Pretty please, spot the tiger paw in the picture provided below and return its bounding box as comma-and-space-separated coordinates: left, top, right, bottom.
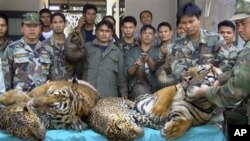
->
71, 118, 88, 131
161, 117, 192, 140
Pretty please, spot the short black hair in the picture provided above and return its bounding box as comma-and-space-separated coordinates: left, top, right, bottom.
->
177, 3, 201, 19
51, 12, 66, 23
140, 24, 155, 34
96, 20, 114, 32
121, 16, 137, 26
157, 22, 172, 32
39, 8, 52, 16
139, 10, 153, 20
218, 20, 235, 31
83, 4, 97, 14
103, 15, 116, 25
0, 13, 8, 25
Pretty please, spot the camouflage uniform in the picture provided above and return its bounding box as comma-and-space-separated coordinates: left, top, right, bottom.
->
205, 0, 250, 125
118, 38, 140, 57
2, 13, 53, 91
170, 29, 226, 125
42, 37, 74, 80
171, 29, 225, 80
0, 38, 12, 58
218, 44, 241, 72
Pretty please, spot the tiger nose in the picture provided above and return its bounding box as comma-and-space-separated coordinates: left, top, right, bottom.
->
185, 76, 193, 82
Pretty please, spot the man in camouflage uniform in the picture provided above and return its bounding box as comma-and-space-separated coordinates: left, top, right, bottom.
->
196, 0, 250, 126
217, 20, 241, 73
42, 12, 73, 80
171, 3, 225, 81
170, 3, 225, 125
2, 13, 53, 91
0, 13, 12, 58
119, 16, 140, 57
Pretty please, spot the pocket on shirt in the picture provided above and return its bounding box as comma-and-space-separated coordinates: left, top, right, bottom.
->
39, 55, 51, 75
14, 53, 29, 75
107, 55, 118, 73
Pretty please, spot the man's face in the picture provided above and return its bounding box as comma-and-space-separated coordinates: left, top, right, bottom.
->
218, 26, 234, 45
96, 25, 113, 44
122, 22, 136, 38
85, 9, 96, 24
40, 12, 51, 27
51, 16, 66, 34
158, 26, 172, 42
176, 24, 186, 37
0, 18, 7, 38
140, 12, 152, 25
21, 23, 41, 41
236, 17, 250, 42
180, 15, 200, 36
141, 28, 154, 45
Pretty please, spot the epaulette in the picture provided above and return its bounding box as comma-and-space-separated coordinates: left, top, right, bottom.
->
8, 41, 25, 49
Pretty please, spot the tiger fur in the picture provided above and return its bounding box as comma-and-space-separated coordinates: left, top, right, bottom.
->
134, 64, 222, 139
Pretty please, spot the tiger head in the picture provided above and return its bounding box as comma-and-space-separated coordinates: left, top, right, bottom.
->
28, 86, 89, 130
181, 64, 221, 98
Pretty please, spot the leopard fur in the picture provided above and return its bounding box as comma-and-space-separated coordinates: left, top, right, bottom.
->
0, 102, 46, 141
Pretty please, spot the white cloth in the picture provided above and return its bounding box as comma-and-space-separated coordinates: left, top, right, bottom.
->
42, 30, 53, 39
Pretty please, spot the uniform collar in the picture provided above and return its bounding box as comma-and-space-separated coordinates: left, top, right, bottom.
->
244, 40, 250, 49
183, 28, 207, 44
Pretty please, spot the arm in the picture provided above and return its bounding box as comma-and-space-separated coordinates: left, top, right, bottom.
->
205, 49, 250, 108
2, 46, 14, 91
117, 52, 128, 98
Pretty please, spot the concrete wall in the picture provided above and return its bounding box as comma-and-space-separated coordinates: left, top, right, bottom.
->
0, 0, 48, 11
125, 0, 177, 32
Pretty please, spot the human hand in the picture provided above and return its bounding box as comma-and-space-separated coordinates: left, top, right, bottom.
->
134, 58, 144, 66
77, 15, 86, 29
195, 84, 210, 97
160, 44, 168, 55
141, 52, 149, 62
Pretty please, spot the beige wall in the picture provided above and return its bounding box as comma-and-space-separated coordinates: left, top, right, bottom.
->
106, 0, 120, 37
0, 0, 48, 11
125, 0, 177, 32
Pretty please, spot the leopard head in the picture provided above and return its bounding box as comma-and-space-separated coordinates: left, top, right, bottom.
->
0, 103, 46, 140
107, 113, 144, 140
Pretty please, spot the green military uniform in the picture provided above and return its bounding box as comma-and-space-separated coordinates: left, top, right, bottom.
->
42, 36, 74, 80
118, 38, 140, 57
169, 28, 226, 125
205, 0, 250, 125
218, 44, 241, 72
0, 38, 12, 58
2, 13, 53, 91
170, 29, 225, 80
82, 39, 128, 98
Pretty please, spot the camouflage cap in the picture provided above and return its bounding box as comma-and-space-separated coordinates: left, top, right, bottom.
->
230, 0, 250, 21
21, 12, 41, 24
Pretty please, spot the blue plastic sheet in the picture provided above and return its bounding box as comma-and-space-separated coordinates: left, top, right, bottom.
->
0, 124, 226, 141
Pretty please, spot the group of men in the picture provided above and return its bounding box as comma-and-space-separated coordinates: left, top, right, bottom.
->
0, 1, 250, 138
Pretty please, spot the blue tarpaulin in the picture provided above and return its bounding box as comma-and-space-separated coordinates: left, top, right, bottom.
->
0, 124, 226, 141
